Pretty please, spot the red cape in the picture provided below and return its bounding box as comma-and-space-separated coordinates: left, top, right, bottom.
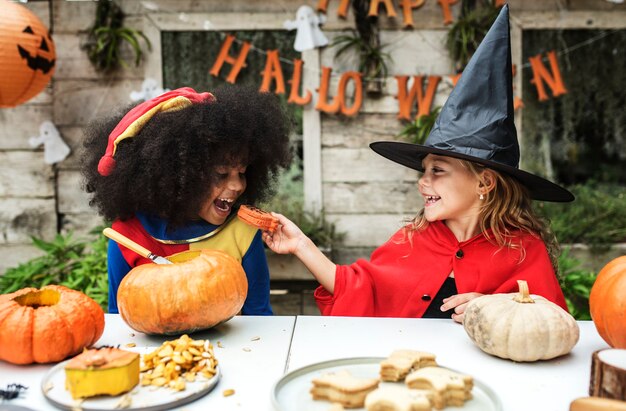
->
315, 221, 568, 317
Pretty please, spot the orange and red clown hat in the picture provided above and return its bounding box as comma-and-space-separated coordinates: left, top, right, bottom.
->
97, 87, 215, 176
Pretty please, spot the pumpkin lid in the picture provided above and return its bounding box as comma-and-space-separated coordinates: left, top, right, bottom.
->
65, 347, 138, 370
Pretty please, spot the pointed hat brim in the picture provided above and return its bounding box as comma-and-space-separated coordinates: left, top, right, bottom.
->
370, 141, 574, 202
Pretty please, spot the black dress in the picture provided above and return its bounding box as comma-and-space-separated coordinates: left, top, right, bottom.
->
422, 277, 457, 319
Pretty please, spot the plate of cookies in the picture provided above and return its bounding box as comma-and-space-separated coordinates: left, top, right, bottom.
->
272, 350, 502, 411
41, 334, 220, 411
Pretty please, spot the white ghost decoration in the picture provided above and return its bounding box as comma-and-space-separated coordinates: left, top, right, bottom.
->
29, 121, 71, 165
130, 78, 170, 102
284, 5, 329, 52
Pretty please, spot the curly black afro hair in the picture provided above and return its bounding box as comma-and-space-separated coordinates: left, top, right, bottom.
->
81, 85, 292, 227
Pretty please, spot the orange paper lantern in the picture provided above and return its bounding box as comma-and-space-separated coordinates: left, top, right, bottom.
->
0, 0, 56, 108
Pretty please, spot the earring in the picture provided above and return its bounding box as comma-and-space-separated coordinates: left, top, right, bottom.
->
479, 194, 484, 200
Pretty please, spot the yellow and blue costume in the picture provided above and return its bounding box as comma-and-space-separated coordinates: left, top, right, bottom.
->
108, 211, 272, 315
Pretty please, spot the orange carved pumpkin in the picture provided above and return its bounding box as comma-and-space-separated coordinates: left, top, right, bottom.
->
117, 249, 248, 335
0, 285, 105, 365
590, 256, 626, 348
0, 0, 56, 108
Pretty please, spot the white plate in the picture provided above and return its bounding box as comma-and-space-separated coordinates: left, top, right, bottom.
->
41, 349, 220, 411
272, 357, 502, 411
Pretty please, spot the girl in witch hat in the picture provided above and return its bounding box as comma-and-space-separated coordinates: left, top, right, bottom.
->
82, 85, 291, 315
263, 5, 573, 322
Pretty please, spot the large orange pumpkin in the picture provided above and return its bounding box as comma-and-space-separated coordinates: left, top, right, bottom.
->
117, 249, 248, 335
590, 256, 626, 348
0, 285, 105, 365
0, 0, 56, 108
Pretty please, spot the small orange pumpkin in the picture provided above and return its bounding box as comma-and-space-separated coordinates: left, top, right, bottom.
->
590, 256, 626, 348
0, 0, 57, 108
0, 285, 105, 365
117, 249, 248, 335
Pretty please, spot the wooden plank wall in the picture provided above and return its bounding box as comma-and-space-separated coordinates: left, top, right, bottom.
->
0, 0, 624, 276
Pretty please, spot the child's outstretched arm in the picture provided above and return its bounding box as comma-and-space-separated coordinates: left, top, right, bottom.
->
262, 213, 337, 293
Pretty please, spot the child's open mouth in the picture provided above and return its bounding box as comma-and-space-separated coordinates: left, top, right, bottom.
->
214, 198, 234, 212
424, 195, 440, 206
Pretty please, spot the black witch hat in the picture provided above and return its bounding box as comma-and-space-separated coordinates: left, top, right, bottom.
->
370, 5, 573, 202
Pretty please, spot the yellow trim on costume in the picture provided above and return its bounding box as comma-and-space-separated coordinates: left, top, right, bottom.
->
188, 217, 257, 263
151, 214, 236, 245
111, 96, 193, 156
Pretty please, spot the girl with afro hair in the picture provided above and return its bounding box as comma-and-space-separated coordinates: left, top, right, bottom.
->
81, 85, 292, 315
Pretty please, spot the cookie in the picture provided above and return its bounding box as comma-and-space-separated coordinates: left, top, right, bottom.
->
380, 350, 437, 382
237, 205, 279, 233
365, 385, 432, 411
311, 369, 380, 409
405, 366, 473, 409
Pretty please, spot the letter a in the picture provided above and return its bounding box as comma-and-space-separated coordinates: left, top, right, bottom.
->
260, 50, 286, 94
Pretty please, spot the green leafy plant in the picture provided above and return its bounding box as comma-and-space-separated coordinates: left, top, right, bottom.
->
398, 106, 442, 145
0, 228, 109, 310
557, 248, 597, 320
333, 29, 391, 82
537, 182, 626, 250
83, 0, 151, 72
445, 0, 500, 71
332, 0, 392, 94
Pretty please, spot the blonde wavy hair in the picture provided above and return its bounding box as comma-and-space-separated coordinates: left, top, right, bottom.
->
406, 159, 560, 272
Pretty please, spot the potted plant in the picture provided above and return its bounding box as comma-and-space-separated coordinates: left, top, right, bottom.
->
398, 106, 442, 144
445, 0, 500, 72
332, 0, 392, 94
82, 0, 151, 72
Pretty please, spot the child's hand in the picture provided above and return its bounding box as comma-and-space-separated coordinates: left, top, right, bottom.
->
441, 292, 483, 324
262, 212, 308, 255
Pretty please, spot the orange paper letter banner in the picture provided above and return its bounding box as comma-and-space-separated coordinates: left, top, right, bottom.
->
209, 34, 251, 84
400, 0, 426, 28
317, 0, 351, 18
259, 50, 286, 94
368, 0, 397, 17
449, 72, 462, 87
316, 66, 341, 113
528, 50, 567, 101
437, 0, 459, 25
395, 75, 442, 120
338, 71, 363, 116
288, 58, 312, 106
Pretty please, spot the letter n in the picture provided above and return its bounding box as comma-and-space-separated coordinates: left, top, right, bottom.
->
528, 51, 567, 101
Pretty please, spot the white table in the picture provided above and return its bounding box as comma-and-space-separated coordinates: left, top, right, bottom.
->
287, 316, 608, 411
0, 315, 607, 411
0, 314, 296, 411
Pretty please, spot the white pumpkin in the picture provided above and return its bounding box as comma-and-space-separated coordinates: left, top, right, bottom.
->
463, 280, 580, 362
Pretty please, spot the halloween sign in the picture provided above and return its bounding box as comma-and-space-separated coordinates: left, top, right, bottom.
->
209, 33, 568, 119
0, 0, 56, 108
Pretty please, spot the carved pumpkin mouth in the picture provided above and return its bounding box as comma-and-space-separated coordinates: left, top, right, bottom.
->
17, 26, 56, 73
17, 45, 55, 73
